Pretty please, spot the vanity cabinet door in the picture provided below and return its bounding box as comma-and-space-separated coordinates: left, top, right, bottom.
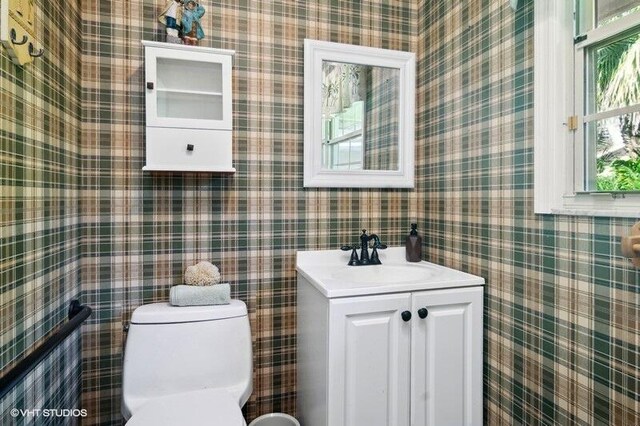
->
410, 286, 483, 426
328, 293, 412, 426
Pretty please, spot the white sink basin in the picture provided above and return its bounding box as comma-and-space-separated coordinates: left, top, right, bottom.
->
330, 263, 434, 284
297, 247, 484, 298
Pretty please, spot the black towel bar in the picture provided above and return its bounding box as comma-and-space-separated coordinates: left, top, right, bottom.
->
0, 300, 92, 400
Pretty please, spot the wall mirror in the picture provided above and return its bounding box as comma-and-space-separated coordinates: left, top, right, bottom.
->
304, 39, 415, 188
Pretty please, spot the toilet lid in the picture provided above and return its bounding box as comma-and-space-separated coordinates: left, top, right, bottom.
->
126, 389, 246, 426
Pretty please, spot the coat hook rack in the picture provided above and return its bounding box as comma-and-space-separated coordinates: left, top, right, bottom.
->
28, 42, 43, 57
10, 28, 27, 45
1, 0, 42, 66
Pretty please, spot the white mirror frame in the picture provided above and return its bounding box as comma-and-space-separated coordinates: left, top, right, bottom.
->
303, 39, 416, 188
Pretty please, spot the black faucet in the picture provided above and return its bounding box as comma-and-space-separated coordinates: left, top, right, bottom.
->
341, 229, 387, 266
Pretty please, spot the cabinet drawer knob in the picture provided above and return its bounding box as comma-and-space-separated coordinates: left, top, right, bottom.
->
401, 311, 412, 322
186, 144, 195, 152
146, 82, 154, 90
418, 307, 428, 319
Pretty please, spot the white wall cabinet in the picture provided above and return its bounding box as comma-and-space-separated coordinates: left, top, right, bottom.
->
142, 41, 235, 172
297, 278, 483, 426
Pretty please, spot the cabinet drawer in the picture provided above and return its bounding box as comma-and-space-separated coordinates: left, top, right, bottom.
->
144, 127, 233, 172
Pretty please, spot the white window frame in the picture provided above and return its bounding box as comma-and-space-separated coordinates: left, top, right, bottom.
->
534, 0, 640, 217
324, 130, 364, 170
322, 99, 366, 170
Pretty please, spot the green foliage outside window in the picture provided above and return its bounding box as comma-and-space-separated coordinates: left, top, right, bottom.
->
595, 29, 640, 190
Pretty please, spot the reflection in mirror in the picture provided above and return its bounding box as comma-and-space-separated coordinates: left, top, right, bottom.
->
321, 61, 400, 171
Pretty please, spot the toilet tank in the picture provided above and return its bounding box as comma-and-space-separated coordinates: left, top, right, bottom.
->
121, 300, 253, 419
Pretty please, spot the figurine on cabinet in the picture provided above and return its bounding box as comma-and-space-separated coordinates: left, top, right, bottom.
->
159, 0, 184, 44
181, 0, 205, 45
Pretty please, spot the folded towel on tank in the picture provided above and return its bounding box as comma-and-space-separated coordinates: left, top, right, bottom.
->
169, 283, 231, 306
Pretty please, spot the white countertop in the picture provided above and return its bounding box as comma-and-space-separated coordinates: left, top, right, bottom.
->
296, 247, 485, 298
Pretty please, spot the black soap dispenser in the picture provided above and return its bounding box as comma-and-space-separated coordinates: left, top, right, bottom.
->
405, 223, 422, 262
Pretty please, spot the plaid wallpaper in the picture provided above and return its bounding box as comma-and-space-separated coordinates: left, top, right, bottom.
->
364, 67, 399, 170
1, 0, 84, 422
419, 1, 640, 425
0, 331, 83, 426
5, 1, 637, 425
80, 1, 417, 423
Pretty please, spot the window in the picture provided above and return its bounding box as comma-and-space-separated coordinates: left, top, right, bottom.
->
535, 0, 640, 216
322, 100, 364, 170
575, 1, 640, 192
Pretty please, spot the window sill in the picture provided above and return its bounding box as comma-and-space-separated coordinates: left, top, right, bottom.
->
548, 194, 640, 218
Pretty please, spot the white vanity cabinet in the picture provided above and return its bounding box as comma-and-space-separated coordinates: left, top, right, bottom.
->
141, 41, 235, 172
296, 248, 484, 426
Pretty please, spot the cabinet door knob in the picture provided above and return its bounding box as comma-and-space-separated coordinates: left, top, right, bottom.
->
146, 82, 154, 90
186, 144, 194, 152
418, 307, 428, 319
401, 310, 412, 322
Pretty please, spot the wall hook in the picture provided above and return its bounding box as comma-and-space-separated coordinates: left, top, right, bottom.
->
28, 42, 43, 58
10, 28, 28, 45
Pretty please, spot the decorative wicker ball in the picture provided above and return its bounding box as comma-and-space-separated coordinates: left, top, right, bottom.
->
184, 261, 221, 286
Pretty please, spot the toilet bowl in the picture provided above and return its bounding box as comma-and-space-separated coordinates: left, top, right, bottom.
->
125, 389, 245, 426
121, 301, 253, 425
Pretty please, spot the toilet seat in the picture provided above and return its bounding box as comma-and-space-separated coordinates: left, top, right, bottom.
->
126, 388, 246, 426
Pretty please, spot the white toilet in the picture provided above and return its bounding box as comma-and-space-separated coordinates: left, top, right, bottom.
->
121, 300, 253, 425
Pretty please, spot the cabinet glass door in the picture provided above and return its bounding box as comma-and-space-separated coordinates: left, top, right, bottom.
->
145, 48, 232, 129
